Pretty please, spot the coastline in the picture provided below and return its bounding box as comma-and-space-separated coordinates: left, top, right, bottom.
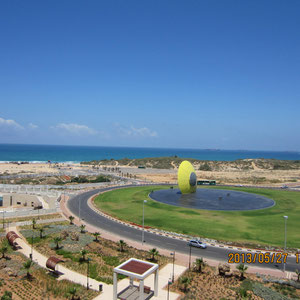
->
0, 143, 299, 162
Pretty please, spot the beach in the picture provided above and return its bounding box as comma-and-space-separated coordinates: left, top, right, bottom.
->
0, 160, 299, 187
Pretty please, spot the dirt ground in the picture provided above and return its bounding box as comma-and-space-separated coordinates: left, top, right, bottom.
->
134, 168, 300, 186
1, 160, 299, 186
0, 237, 97, 300
172, 264, 300, 300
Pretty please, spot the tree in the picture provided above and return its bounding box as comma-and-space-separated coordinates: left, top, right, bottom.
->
236, 263, 248, 280
39, 227, 44, 239
23, 260, 33, 279
69, 216, 75, 225
296, 269, 300, 282
179, 276, 191, 292
53, 237, 62, 250
32, 219, 36, 229
1, 291, 12, 300
118, 240, 127, 252
0, 240, 10, 259
68, 287, 77, 300
0, 244, 8, 259
194, 258, 205, 273
80, 224, 86, 233
92, 232, 100, 242
80, 249, 87, 262
149, 248, 159, 261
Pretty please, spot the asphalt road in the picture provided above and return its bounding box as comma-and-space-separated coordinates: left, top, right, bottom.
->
67, 185, 299, 273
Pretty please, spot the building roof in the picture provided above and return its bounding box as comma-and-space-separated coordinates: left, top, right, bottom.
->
114, 258, 158, 280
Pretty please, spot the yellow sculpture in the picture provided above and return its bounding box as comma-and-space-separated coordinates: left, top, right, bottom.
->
178, 161, 197, 194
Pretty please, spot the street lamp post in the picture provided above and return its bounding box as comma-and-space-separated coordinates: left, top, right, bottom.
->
79, 198, 81, 222
87, 257, 91, 290
170, 251, 175, 283
142, 200, 147, 245
2, 210, 5, 229
284, 215, 288, 273
188, 245, 192, 270
167, 279, 172, 300
30, 234, 34, 261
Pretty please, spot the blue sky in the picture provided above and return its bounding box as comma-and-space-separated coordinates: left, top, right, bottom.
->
0, 1, 299, 151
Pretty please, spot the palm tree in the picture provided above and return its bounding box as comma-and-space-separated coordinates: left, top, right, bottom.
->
296, 269, 300, 282
93, 232, 100, 242
68, 287, 77, 300
149, 248, 159, 261
23, 259, 32, 279
80, 224, 86, 233
69, 216, 75, 225
0, 244, 8, 259
179, 276, 191, 292
32, 219, 36, 229
119, 240, 127, 252
80, 249, 87, 261
1, 291, 12, 300
236, 263, 248, 280
39, 227, 44, 239
53, 237, 62, 250
194, 258, 205, 273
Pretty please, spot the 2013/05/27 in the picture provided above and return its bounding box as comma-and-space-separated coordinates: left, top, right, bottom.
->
228, 252, 290, 264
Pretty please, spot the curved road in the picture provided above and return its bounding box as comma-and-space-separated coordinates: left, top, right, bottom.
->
67, 185, 299, 273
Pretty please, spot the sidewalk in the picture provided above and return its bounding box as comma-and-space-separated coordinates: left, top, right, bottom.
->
7, 226, 186, 299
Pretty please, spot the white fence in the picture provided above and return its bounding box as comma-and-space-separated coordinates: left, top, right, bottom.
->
0, 207, 60, 219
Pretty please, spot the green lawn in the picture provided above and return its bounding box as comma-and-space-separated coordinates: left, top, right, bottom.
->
94, 186, 300, 249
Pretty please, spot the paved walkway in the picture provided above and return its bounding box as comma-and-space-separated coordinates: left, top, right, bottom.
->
6, 225, 185, 299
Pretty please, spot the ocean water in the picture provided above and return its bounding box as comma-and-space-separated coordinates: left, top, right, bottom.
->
0, 144, 299, 162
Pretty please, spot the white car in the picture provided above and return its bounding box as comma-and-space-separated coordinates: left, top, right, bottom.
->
188, 239, 207, 249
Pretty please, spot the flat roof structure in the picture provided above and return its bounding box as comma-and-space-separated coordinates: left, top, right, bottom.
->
113, 258, 159, 300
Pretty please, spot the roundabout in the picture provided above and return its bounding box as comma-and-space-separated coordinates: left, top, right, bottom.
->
66, 185, 300, 273
149, 188, 275, 211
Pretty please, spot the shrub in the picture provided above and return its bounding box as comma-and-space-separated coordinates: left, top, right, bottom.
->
199, 163, 212, 171
102, 256, 120, 266
97, 276, 113, 284
1, 291, 12, 300
252, 282, 290, 300
55, 249, 75, 260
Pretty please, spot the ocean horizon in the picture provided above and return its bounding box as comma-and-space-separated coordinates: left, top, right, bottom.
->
0, 143, 299, 163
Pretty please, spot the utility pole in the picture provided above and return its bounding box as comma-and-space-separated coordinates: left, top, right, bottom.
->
142, 200, 147, 245
170, 251, 175, 282
188, 245, 192, 270
87, 258, 90, 290
2, 210, 5, 229
283, 215, 288, 273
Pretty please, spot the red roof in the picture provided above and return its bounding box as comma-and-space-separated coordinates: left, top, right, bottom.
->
119, 260, 153, 275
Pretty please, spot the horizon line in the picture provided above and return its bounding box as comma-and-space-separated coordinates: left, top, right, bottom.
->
0, 142, 299, 153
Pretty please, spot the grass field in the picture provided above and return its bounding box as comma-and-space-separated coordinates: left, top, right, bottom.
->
94, 186, 300, 249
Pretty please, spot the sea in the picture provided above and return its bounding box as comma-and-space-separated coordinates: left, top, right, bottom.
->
0, 144, 299, 163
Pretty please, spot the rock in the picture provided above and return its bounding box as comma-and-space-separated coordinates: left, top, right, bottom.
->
70, 232, 79, 241
60, 231, 69, 239
218, 263, 231, 276
3, 267, 18, 277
